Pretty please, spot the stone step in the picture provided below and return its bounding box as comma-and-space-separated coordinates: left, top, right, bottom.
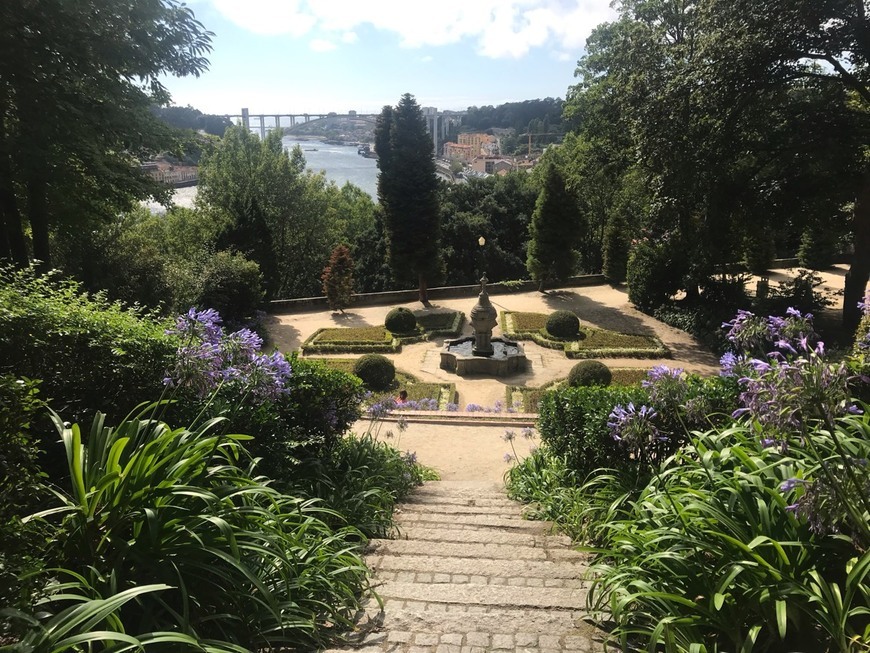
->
395, 503, 521, 518
366, 554, 589, 587
377, 580, 585, 611
396, 511, 551, 533
401, 494, 521, 509
366, 538, 582, 563
394, 526, 573, 548
321, 604, 605, 652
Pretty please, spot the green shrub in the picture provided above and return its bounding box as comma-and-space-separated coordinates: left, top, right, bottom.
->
168, 354, 364, 481
797, 223, 838, 270
197, 250, 264, 326
28, 410, 371, 651
384, 307, 417, 334
0, 377, 50, 617
588, 421, 869, 651
289, 434, 431, 538
352, 354, 396, 391
321, 244, 355, 312
602, 215, 630, 283
538, 384, 649, 477
0, 266, 176, 424
545, 310, 580, 339
568, 360, 612, 387
626, 238, 683, 311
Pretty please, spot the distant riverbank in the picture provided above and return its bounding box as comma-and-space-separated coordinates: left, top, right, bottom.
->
144, 138, 380, 214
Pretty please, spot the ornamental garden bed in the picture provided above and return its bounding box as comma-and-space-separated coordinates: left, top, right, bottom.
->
500, 311, 670, 359
308, 358, 456, 410
507, 367, 651, 413
301, 310, 465, 354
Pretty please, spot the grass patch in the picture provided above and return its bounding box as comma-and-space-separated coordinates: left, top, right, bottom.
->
313, 327, 392, 343
303, 311, 465, 353
415, 310, 462, 332
508, 368, 650, 412
301, 327, 400, 354
502, 311, 670, 359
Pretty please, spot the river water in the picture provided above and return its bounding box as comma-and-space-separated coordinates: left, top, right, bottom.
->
144, 138, 379, 214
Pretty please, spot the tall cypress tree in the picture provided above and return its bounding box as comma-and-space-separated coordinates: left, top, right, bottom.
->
375, 93, 442, 304
526, 161, 583, 290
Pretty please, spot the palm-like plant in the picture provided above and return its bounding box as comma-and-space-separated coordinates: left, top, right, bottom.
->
21, 408, 372, 650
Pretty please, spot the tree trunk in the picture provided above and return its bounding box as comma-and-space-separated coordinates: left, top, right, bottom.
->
843, 168, 870, 332
0, 105, 28, 266
0, 172, 28, 266
418, 272, 429, 305
27, 173, 50, 268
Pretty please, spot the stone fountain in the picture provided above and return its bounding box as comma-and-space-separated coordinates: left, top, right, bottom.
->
440, 275, 526, 376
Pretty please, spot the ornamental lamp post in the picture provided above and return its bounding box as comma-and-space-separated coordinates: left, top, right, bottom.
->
478, 235, 486, 280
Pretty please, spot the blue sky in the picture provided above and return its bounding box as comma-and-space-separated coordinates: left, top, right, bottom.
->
163, 0, 617, 115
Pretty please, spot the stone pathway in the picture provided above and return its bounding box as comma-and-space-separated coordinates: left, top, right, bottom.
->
323, 481, 607, 653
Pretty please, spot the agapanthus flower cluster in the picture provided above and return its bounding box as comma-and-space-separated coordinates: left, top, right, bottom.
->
465, 400, 523, 413
394, 398, 439, 411
722, 307, 817, 361
856, 291, 870, 352
164, 308, 291, 402
608, 403, 661, 445
642, 365, 686, 407
732, 348, 858, 435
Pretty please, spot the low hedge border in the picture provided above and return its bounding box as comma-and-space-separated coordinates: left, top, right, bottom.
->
501, 311, 671, 359
304, 311, 467, 353
414, 310, 466, 339
301, 328, 401, 354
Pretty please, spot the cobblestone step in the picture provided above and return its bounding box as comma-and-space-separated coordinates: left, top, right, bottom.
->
366, 554, 588, 585
392, 526, 573, 548
322, 604, 604, 652
320, 480, 607, 653
367, 539, 582, 562
375, 580, 586, 610
396, 511, 549, 533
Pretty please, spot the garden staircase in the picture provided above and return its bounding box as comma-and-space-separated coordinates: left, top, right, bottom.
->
322, 481, 606, 653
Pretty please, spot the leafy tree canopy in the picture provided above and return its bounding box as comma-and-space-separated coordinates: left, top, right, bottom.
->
0, 0, 213, 268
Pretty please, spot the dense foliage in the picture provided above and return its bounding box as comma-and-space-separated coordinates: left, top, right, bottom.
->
0, 0, 212, 267
461, 98, 564, 134
526, 161, 583, 288
322, 244, 355, 311
376, 93, 443, 302
0, 266, 176, 424
509, 305, 870, 650
0, 377, 49, 615
0, 274, 432, 648
438, 173, 538, 285
563, 0, 868, 329
18, 411, 372, 651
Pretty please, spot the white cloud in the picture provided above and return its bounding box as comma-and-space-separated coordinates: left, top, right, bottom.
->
208, 0, 616, 58
421, 55, 434, 63
310, 39, 337, 52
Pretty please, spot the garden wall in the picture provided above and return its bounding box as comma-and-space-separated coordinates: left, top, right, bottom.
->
269, 275, 607, 314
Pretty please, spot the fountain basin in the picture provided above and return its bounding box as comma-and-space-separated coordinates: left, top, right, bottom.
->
440, 337, 527, 377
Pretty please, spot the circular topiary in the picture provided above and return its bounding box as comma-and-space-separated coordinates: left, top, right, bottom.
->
568, 360, 612, 388
546, 310, 580, 339
352, 354, 396, 391
384, 307, 417, 335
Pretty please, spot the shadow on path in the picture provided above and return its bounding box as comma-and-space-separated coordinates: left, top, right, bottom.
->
540, 290, 657, 336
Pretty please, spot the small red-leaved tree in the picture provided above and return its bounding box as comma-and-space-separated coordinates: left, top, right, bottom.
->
321, 245, 354, 312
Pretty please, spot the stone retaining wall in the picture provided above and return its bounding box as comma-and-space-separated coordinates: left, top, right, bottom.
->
269, 275, 607, 314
